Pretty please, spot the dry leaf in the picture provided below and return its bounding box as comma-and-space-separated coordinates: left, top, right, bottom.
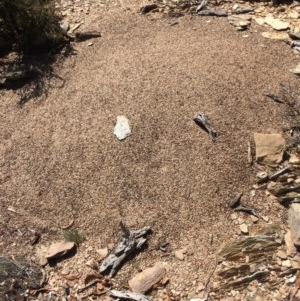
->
84, 274, 103, 286
69, 297, 77, 301
62, 219, 75, 230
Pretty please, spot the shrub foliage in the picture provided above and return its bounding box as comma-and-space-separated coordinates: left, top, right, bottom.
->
0, 0, 64, 53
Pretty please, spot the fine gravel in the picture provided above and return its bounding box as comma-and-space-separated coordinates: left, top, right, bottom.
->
1, 1, 299, 298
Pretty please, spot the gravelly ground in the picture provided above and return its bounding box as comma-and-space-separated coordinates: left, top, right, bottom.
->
1, 0, 300, 300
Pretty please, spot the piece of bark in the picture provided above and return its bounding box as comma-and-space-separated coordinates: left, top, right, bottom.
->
99, 222, 151, 277
194, 113, 218, 139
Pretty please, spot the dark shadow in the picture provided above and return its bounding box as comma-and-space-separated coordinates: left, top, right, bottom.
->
0, 42, 73, 106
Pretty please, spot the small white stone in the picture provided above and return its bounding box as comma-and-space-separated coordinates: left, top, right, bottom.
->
114, 116, 131, 140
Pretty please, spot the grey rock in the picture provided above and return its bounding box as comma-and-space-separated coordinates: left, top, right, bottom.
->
288, 203, 300, 246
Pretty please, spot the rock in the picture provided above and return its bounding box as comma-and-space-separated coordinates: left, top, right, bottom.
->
288, 11, 299, 19
97, 247, 108, 259
288, 203, 300, 246
228, 15, 251, 31
60, 21, 69, 32
128, 262, 166, 294
231, 213, 238, 220
174, 249, 185, 260
254, 17, 266, 26
240, 223, 249, 234
254, 133, 285, 166
114, 116, 131, 140
289, 154, 300, 164
45, 241, 75, 259
276, 250, 287, 259
282, 260, 292, 268
250, 215, 259, 223
218, 228, 280, 260
227, 15, 252, 30
290, 62, 300, 75
256, 171, 268, 179
264, 16, 290, 31
261, 31, 289, 40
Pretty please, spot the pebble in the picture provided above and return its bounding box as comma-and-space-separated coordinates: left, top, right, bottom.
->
231, 213, 238, 220
240, 223, 249, 234
96, 247, 108, 259
113, 115, 131, 140
174, 250, 185, 260
281, 260, 292, 267
250, 215, 259, 223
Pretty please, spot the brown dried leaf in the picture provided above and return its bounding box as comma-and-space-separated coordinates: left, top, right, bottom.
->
62, 273, 81, 280
62, 219, 75, 230
84, 274, 103, 286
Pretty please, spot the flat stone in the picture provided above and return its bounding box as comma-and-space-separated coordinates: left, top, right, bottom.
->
218, 227, 281, 260
261, 31, 289, 40
228, 15, 251, 30
288, 203, 300, 246
264, 16, 290, 31
240, 223, 249, 234
254, 17, 266, 26
254, 133, 285, 166
113, 116, 131, 140
285, 230, 297, 256
276, 250, 287, 259
128, 262, 166, 294
45, 241, 75, 259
